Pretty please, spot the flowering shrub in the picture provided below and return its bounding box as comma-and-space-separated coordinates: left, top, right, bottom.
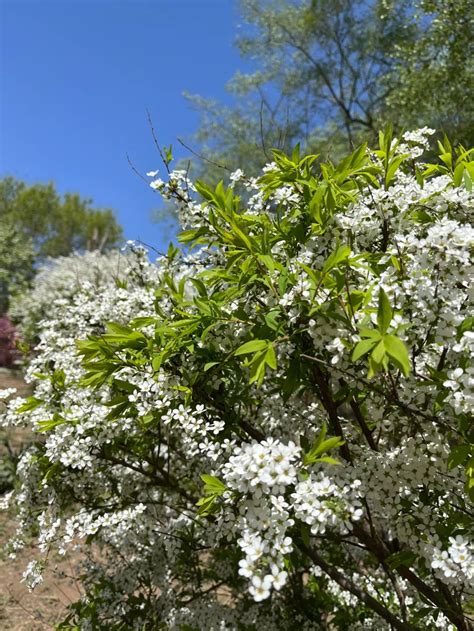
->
1, 128, 473, 630
8, 249, 150, 346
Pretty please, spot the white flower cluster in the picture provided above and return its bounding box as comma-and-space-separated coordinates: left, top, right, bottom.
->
397, 127, 436, 158
220, 439, 301, 599
292, 472, 363, 535
9, 249, 147, 343
431, 536, 474, 586
223, 438, 300, 496
0, 387, 17, 400
21, 559, 44, 591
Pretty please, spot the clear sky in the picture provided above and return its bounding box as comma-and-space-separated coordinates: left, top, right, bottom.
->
0, 0, 245, 250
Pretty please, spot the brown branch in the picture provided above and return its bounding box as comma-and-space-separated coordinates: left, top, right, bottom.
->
146, 108, 171, 175
349, 396, 377, 450
126, 153, 149, 185
309, 363, 352, 462
298, 543, 415, 630
176, 137, 231, 172
239, 419, 265, 442
351, 523, 472, 631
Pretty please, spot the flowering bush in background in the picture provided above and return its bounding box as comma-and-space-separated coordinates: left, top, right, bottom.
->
8, 249, 150, 346
1, 128, 473, 630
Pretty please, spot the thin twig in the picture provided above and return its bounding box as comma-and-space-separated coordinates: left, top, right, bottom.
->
126, 153, 149, 185
177, 137, 231, 171
146, 108, 171, 174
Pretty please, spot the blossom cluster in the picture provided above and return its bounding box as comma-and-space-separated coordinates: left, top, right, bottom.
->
1, 131, 473, 629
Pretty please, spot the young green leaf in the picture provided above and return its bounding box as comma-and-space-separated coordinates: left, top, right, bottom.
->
17, 396, 43, 413
234, 340, 269, 355
200, 474, 227, 494
264, 345, 277, 370
352, 338, 378, 362
383, 335, 410, 377
371, 339, 385, 364
303, 424, 344, 466
377, 288, 393, 334
321, 245, 351, 275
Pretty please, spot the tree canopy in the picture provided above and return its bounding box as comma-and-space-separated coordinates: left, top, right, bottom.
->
0, 177, 123, 312
185, 0, 474, 180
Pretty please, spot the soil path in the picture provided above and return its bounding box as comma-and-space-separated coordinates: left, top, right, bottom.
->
0, 371, 81, 630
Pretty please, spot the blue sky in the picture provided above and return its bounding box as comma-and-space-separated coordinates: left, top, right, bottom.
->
0, 0, 246, 250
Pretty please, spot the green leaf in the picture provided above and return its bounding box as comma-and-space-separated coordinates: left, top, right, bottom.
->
190, 277, 208, 297
257, 254, 276, 272
463, 169, 472, 192
264, 345, 277, 370
196, 494, 219, 516
367, 354, 380, 379
152, 354, 162, 372
303, 425, 344, 466
17, 396, 43, 413
105, 322, 134, 336
43, 462, 61, 482
321, 245, 351, 275
359, 328, 382, 340
37, 414, 68, 432
386, 154, 410, 186
130, 316, 156, 328
195, 180, 216, 202
178, 228, 199, 244
447, 444, 470, 470
234, 339, 269, 355
386, 550, 416, 570
459, 316, 474, 337
164, 144, 173, 165
371, 340, 385, 364
377, 288, 392, 334
352, 338, 377, 362
248, 350, 268, 386
264, 309, 280, 331
203, 361, 219, 372
200, 474, 227, 494
453, 162, 464, 186
383, 335, 410, 377
317, 456, 342, 466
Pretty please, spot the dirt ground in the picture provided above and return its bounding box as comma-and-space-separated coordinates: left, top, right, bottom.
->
0, 370, 81, 630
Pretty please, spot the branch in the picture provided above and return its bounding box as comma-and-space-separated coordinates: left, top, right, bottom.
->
176, 137, 231, 172
351, 522, 473, 631
146, 109, 171, 175
298, 543, 415, 630
309, 362, 352, 462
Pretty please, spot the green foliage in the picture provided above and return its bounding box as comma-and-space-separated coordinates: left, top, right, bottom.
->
0, 220, 35, 313
302, 424, 344, 467
385, 0, 474, 147
0, 177, 123, 311
0, 177, 123, 259
183, 0, 474, 181
196, 474, 228, 516
352, 288, 410, 377
423, 137, 474, 191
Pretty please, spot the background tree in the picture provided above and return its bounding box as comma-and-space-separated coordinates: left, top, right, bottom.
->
0, 177, 123, 259
0, 221, 35, 315
184, 0, 474, 180
0, 177, 123, 312
384, 0, 474, 145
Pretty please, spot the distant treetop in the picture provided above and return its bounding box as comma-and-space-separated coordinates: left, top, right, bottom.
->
0, 176, 123, 312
